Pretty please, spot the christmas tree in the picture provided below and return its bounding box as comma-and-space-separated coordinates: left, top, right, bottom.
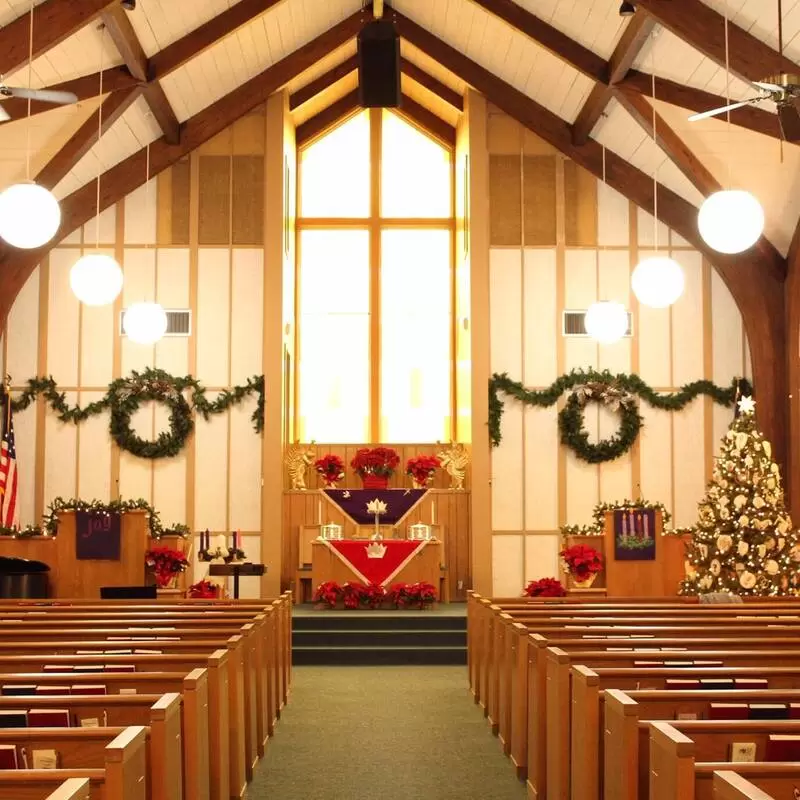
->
681, 396, 800, 597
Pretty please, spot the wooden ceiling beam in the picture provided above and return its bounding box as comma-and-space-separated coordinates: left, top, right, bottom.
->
289, 54, 359, 110
390, 7, 787, 465
35, 87, 142, 190
573, 13, 655, 144
396, 94, 456, 147
0, 10, 366, 330
0, 0, 116, 78
99, 4, 180, 145
621, 70, 783, 141
296, 90, 360, 146
400, 58, 463, 111
634, 0, 799, 84
467, 0, 606, 81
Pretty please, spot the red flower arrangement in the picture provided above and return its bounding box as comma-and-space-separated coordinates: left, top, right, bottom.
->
523, 577, 567, 598
387, 581, 437, 609
351, 447, 400, 488
560, 544, 604, 582
145, 546, 190, 588
406, 455, 441, 488
313, 581, 342, 608
187, 579, 221, 599
314, 454, 345, 488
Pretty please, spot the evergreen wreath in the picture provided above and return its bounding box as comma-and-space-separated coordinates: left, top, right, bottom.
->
8, 368, 265, 460
489, 369, 750, 464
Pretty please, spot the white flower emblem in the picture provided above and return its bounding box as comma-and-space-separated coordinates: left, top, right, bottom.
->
366, 499, 388, 517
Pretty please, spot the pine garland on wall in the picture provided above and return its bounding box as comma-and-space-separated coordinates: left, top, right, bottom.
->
7, 368, 265, 460
489, 369, 750, 464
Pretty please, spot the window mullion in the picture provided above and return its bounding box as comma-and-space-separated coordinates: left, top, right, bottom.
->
369, 107, 382, 444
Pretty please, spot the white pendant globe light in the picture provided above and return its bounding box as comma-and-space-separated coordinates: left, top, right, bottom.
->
70, 253, 123, 306
0, 181, 61, 249
585, 301, 628, 344
123, 302, 168, 345
698, 190, 764, 254
631, 256, 685, 308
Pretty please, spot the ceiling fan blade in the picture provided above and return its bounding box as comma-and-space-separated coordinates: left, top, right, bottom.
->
7, 87, 77, 104
688, 99, 757, 121
0, 105, 10, 123
778, 102, 800, 141
753, 80, 783, 92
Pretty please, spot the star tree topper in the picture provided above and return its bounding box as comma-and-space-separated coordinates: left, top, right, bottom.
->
738, 395, 756, 415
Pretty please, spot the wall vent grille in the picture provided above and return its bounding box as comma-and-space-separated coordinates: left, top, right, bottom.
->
120, 309, 192, 337
562, 309, 633, 337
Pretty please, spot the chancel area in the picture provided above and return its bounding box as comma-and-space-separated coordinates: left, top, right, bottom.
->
0, 0, 798, 797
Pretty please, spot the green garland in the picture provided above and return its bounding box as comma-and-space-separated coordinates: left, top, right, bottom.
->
560, 498, 675, 536
489, 369, 750, 463
44, 497, 189, 539
9, 368, 265, 460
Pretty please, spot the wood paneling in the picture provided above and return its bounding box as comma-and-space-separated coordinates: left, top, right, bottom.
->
171, 161, 192, 245
523, 155, 557, 246
489, 154, 521, 246
232, 156, 265, 245
198, 156, 232, 246
563, 161, 597, 247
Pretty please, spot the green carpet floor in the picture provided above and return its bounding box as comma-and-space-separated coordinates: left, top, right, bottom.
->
246, 666, 527, 800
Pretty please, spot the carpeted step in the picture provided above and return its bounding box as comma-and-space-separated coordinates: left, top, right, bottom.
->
292, 612, 466, 631
293, 644, 467, 666
293, 628, 466, 648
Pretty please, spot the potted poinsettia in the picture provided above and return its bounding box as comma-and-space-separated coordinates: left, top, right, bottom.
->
350, 447, 400, 489
523, 577, 567, 597
406, 455, 441, 489
314, 454, 345, 489
313, 581, 342, 608
187, 579, 222, 599
560, 544, 604, 587
145, 546, 190, 588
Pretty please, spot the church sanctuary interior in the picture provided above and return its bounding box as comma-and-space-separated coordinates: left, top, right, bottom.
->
4, 0, 800, 798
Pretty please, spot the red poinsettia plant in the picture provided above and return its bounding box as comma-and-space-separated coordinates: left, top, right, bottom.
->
523, 577, 567, 598
350, 447, 400, 478
313, 581, 342, 608
560, 544, 604, 582
387, 581, 437, 609
145, 546, 190, 588
314, 454, 345, 487
187, 579, 221, 599
406, 455, 441, 487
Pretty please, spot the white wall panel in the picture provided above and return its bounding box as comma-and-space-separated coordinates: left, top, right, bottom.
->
7, 267, 39, 385
597, 249, 631, 374
522, 248, 557, 387
637, 250, 671, 387
637, 209, 670, 249
79, 248, 115, 388
193, 403, 228, 530
564, 249, 597, 371
154, 248, 190, 376
492, 534, 523, 596
44, 392, 77, 504
524, 534, 560, 582
673, 400, 705, 528
524, 406, 558, 530
639, 405, 673, 514
598, 182, 629, 246
47, 250, 79, 386
598, 404, 632, 502
123, 184, 157, 245
711, 270, 744, 384
228, 399, 261, 531
121, 249, 156, 375
491, 404, 523, 530
76, 391, 111, 502
152, 447, 186, 529
15, 400, 36, 526
489, 249, 522, 376
671, 250, 704, 386
197, 249, 231, 387
238, 535, 262, 598
119, 407, 153, 503
566, 431, 599, 524
82, 206, 116, 245
230, 249, 264, 385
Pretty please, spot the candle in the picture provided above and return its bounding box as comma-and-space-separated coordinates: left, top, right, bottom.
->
643, 513, 649, 539
622, 513, 627, 536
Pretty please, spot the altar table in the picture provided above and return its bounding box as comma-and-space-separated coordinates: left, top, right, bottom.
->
311, 539, 441, 597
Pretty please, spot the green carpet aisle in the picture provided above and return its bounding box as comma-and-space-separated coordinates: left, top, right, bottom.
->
246, 666, 527, 800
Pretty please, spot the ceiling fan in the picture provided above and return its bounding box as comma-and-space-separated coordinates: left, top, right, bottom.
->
0, 84, 78, 123
688, 0, 800, 140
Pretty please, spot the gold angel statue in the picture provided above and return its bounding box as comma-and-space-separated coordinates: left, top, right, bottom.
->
285, 443, 315, 490
436, 442, 469, 490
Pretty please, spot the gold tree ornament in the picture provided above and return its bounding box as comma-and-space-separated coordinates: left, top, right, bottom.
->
285, 443, 315, 490
436, 442, 469, 490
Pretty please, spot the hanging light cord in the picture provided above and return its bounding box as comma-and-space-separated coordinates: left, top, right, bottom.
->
95, 26, 105, 250
24, 0, 34, 182
651, 39, 658, 252
724, 2, 732, 188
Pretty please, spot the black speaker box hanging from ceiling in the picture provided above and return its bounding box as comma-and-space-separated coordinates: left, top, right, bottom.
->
358, 19, 401, 108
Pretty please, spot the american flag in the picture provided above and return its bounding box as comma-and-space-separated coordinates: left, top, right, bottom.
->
0, 401, 19, 529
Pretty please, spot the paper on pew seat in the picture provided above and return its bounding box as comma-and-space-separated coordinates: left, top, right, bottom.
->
118, 689, 136, 695
133, 650, 161, 655
31, 749, 58, 769
103, 650, 132, 655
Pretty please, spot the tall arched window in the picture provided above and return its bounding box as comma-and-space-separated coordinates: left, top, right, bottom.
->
296, 107, 454, 443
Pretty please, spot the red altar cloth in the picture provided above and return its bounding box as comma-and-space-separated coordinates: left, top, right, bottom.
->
323, 539, 428, 586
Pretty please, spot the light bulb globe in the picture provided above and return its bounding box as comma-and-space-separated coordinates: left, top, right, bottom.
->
584, 301, 628, 344
70, 254, 123, 306
698, 190, 764, 254
631, 256, 685, 308
0, 182, 61, 249
123, 302, 168, 345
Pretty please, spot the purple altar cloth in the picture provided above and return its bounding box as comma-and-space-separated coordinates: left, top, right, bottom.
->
322, 488, 428, 525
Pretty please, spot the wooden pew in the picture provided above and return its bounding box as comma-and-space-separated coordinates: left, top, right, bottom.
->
0, 725, 146, 800
649, 721, 800, 800
45, 779, 90, 800
712, 771, 781, 800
